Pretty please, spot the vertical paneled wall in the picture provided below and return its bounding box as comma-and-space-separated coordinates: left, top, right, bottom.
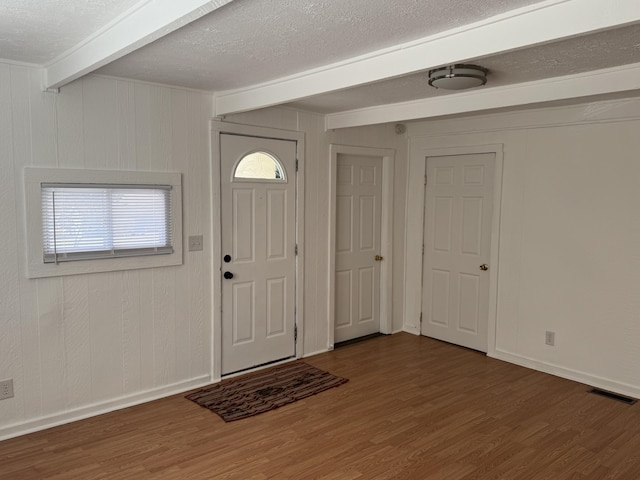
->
0, 65, 213, 436
0, 65, 408, 437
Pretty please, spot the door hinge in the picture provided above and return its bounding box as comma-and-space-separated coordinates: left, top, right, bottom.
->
420, 312, 423, 324
424, 175, 427, 185
422, 244, 425, 255
294, 324, 298, 341
296, 159, 299, 172
295, 244, 298, 255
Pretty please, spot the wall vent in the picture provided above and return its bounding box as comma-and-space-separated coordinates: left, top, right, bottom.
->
588, 388, 637, 405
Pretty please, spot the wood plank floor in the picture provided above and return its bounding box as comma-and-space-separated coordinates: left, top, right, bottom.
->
2, 333, 640, 479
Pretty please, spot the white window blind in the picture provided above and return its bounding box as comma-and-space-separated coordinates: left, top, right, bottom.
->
41, 183, 173, 263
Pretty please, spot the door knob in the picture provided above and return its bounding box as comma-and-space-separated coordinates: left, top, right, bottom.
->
375, 255, 383, 262
223, 271, 234, 279
479, 264, 488, 271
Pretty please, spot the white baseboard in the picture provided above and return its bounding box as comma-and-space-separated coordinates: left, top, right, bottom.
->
0, 375, 212, 441
489, 349, 640, 400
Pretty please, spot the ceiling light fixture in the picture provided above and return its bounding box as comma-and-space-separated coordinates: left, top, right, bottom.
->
428, 64, 489, 90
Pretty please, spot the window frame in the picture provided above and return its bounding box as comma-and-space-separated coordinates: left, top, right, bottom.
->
25, 167, 183, 278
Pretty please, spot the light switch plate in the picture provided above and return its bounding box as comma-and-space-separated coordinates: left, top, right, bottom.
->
188, 235, 203, 252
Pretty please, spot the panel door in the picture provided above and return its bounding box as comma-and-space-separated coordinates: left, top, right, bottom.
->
220, 134, 297, 375
421, 153, 495, 352
335, 154, 383, 343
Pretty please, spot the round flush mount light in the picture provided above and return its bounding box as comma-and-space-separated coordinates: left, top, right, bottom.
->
428, 64, 489, 90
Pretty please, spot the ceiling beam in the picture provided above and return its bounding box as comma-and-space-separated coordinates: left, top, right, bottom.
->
43, 0, 235, 91
324, 62, 640, 129
215, 0, 640, 116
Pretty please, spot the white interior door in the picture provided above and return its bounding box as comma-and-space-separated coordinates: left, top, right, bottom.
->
220, 134, 297, 375
421, 153, 495, 352
335, 154, 383, 343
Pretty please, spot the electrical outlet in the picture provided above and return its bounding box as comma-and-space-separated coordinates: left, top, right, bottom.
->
0, 379, 14, 400
545, 331, 555, 346
188, 235, 203, 252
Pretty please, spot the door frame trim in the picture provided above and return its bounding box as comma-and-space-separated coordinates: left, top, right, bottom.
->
404, 143, 503, 354
211, 120, 305, 381
328, 144, 395, 349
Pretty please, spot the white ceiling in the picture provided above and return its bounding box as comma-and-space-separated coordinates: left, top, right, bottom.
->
0, 0, 141, 64
2, 0, 640, 127
290, 23, 640, 114
95, 0, 543, 91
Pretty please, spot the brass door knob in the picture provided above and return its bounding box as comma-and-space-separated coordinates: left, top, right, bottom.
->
479, 264, 488, 271
375, 255, 384, 262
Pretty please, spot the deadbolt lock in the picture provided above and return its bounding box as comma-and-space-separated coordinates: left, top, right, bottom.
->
375, 255, 384, 262
479, 264, 489, 271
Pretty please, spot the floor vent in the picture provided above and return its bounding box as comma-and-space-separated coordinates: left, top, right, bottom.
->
588, 388, 637, 405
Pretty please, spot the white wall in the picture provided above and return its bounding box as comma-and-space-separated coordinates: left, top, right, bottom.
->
8, 62, 634, 438
224, 108, 408, 354
0, 65, 213, 439
0, 66, 408, 439
405, 97, 640, 397
4, 60, 635, 439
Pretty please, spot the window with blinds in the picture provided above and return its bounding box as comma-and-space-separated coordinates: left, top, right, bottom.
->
25, 167, 182, 278
41, 183, 173, 263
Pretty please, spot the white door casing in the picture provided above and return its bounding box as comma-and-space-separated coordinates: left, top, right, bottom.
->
329, 144, 394, 350
421, 153, 495, 352
334, 154, 383, 343
404, 143, 502, 355
220, 133, 297, 375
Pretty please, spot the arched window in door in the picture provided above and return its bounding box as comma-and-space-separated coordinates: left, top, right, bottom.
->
234, 151, 286, 181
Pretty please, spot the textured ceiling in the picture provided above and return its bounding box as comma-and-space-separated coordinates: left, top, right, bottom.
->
2, 0, 639, 120
96, 0, 545, 91
289, 24, 640, 113
0, 0, 142, 64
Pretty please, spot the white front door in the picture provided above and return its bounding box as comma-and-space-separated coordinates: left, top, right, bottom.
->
421, 153, 495, 352
335, 154, 383, 343
220, 134, 297, 374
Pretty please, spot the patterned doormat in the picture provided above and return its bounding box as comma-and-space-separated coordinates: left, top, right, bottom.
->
185, 361, 348, 422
